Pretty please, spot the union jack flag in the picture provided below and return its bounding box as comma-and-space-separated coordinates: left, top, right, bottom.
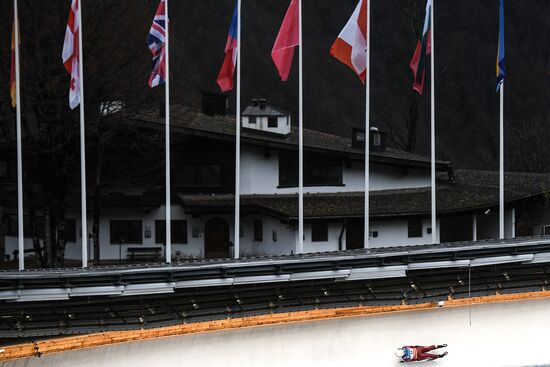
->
147, 0, 167, 88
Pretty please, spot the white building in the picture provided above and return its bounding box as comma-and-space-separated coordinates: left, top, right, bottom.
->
2, 98, 550, 265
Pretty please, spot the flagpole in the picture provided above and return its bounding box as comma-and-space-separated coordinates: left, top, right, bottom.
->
297, 0, 304, 254
430, 0, 437, 244
499, 83, 504, 239
13, 0, 24, 271
77, 0, 88, 268
234, 0, 242, 259
164, 0, 172, 262
364, 0, 370, 250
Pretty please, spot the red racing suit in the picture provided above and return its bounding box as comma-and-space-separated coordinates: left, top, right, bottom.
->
402, 345, 441, 361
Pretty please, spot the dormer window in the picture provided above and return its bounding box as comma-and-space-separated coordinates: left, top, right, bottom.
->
268, 117, 278, 128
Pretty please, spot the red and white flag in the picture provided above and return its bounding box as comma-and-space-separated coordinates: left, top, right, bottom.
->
62, 0, 80, 110
330, 0, 367, 83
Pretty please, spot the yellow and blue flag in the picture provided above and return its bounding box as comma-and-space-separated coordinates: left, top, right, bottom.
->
496, 0, 505, 91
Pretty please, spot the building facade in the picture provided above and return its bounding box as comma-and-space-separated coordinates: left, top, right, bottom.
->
1, 100, 550, 265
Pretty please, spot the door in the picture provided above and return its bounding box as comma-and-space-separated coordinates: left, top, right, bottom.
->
346, 218, 364, 250
205, 218, 230, 259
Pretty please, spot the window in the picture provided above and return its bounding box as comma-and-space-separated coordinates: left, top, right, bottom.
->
155, 220, 188, 244
268, 117, 278, 128
6, 215, 44, 237
254, 220, 263, 241
176, 164, 222, 187
279, 152, 342, 187
408, 218, 423, 238
200, 165, 221, 186
249, 116, 257, 124
110, 220, 142, 244
65, 218, 77, 242
311, 221, 328, 242
278, 151, 298, 187
0, 161, 7, 178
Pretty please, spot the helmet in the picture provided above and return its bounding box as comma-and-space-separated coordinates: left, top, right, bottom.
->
395, 349, 405, 358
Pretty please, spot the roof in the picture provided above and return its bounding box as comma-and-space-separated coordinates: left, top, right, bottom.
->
178, 169, 550, 220
242, 104, 289, 117
130, 106, 450, 170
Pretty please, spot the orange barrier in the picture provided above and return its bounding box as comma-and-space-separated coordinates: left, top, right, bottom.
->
2, 290, 550, 362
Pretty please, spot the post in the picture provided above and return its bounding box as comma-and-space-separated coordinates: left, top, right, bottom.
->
297, 0, 304, 254
430, 0, 437, 244
472, 213, 477, 241
234, 0, 242, 259
13, 0, 24, 270
364, 0, 371, 249
364, 0, 371, 250
499, 84, 504, 239
77, 0, 88, 268
165, 0, 172, 262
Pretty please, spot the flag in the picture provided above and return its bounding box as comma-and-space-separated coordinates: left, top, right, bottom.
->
496, 0, 505, 91
330, 0, 367, 83
217, 2, 238, 92
410, 0, 432, 95
10, 22, 16, 108
272, 0, 299, 82
62, 0, 81, 110
147, 0, 167, 88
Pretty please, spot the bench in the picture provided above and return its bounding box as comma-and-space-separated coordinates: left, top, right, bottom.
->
13, 248, 44, 261
127, 247, 162, 262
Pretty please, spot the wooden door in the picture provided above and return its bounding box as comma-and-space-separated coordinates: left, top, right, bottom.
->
205, 218, 230, 259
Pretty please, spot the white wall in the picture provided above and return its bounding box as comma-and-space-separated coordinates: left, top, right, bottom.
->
239, 216, 295, 257
239, 146, 431, 195
355, 218, 439, 249
1, 207, 519, 263
3, 207, 234, 262
241, 115, 290, 135
4, 210, 82, 262
94, 206, 198, 261
303, 222, 344, 253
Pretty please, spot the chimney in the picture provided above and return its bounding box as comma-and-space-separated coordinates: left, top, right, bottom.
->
259, 98, 267, 110
252, 98, 259, 107
351, 127, 386, 152
201, 91, 228, 116
369, 126, 386, 152
351, 128, 365, 148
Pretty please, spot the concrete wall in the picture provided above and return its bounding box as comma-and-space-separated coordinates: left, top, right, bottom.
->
7, 298, 550, 367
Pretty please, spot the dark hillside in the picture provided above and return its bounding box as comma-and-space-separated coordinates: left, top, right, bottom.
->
0, 0, 549, 170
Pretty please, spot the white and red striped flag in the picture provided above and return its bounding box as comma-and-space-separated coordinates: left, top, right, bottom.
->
330, 0, 367, 83
62, 0, 80, 109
